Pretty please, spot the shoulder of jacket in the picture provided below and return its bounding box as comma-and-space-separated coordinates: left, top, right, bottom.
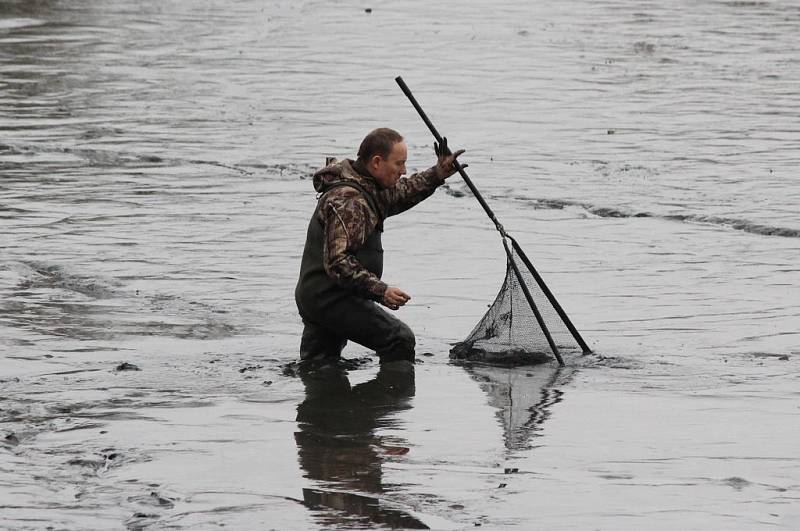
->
320, 186, 372, 213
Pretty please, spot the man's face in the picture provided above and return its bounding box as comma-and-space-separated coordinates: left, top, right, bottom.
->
369, 141, 407, 188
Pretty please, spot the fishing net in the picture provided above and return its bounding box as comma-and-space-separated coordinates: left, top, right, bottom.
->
450, 237, 589, 366
394, 76, 589, 366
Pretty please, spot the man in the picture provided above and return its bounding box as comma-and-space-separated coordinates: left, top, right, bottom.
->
295, 127, 465, 364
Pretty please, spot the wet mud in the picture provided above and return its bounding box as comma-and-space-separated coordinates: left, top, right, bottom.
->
2, 0, 800, 529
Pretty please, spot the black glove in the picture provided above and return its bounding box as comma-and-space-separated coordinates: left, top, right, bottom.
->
434, 137, 452, 157
433, 137, 467, 178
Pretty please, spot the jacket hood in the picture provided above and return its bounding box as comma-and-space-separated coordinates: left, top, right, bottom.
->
312, 158, 379, 194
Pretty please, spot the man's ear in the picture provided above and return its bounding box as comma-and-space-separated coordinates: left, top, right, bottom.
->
369, 154, 382, 168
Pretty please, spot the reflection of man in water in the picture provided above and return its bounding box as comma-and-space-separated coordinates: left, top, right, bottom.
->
295, 128, 464, 363
295, 362, 426, 528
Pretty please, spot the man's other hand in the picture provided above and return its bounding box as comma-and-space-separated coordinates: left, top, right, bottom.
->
382, 287, 411, 310
433, 136, 466, 179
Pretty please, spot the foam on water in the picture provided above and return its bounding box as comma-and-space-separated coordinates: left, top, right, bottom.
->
506, 195, 800, 237
0, 17, 45, 31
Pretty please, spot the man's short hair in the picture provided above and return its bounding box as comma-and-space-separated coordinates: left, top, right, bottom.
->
357, 128, 403, 162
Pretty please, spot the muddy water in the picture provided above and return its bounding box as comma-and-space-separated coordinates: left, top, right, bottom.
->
2, 0, 799, 529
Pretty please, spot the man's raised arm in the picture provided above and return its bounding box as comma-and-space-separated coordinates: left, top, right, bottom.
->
381, 139, 466, 217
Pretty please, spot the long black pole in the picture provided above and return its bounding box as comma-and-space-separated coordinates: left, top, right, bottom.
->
395, 76, 506, 237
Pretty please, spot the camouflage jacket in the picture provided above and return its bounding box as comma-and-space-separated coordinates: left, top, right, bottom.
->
312, 158, 445, 301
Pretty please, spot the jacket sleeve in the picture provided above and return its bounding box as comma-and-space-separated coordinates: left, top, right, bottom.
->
380, 167, 445, 217
320, 191, 387, 301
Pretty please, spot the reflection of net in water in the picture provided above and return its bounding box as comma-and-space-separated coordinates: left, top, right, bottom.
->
466, 365, 565, 451
451, 237, 590, 365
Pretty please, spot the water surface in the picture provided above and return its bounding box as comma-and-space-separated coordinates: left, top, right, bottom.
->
2, 0, 799, 529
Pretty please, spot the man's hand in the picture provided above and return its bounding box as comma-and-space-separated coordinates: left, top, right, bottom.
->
434, 137, 466, 179
381, 286, 411, 310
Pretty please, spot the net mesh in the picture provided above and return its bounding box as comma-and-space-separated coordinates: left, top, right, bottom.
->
450, 240, 585, 365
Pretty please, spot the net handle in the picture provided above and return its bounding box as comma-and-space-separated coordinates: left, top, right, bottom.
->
395, 76, 506, 237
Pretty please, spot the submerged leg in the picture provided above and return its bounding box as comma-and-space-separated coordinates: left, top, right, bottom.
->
299, 319, 347, 361
325, 297, 416, 363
